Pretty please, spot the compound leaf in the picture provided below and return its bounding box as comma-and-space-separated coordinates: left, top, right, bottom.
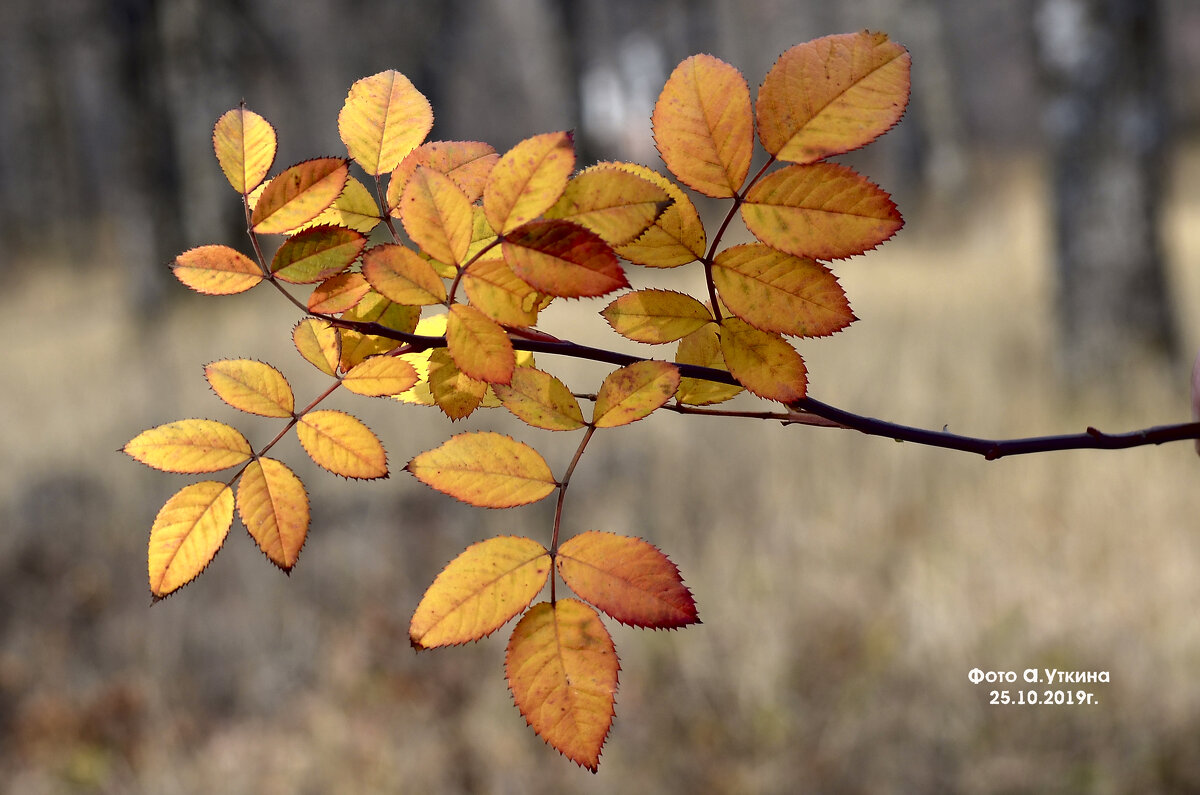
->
652, 54, 752, 198
447, 303, 515, 384
237, 457, 309, 571
388, 140, 499, 211
410, 535, 551, 649
341, 356, 419, 397
406, 431, 556, 508
611, 164, 706, 267
484, 131, 575, 234
290, 176, 382, 236
400, 166, 473, 266
205, 359, 295, 418
338, 292, 420, 370
293, 318, 342, 376
212, 105, 277, 195
719, 316, 807, 403
251, 157, 350, 235
544, 164, 671, 246
506, 599, 618, 772
557, 531, 699, 629
593, 360, 680, 428
675, 323, 743, 406
601, 289, 712, 344
493, 366, 586, 431
270, 225, 366, 284
338, 70, 433, 176
361, 243, 448, 306
172, 245, 263, 295
296, 409, 387, 479
124, 419, 251, 474
757, 31, 911, 164
306, 272, 370, 314
148, 481, 234, 598
502, 220, 628, 299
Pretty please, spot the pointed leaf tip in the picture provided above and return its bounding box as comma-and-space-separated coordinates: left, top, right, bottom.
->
406, 431, 556, 508
339, 70, 434, 176
148, 481, 234, 597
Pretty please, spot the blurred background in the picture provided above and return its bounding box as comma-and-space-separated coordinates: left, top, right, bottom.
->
4, 0, 1200, 791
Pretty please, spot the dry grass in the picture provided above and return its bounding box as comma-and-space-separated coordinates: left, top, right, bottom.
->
4, 151, 1200, 793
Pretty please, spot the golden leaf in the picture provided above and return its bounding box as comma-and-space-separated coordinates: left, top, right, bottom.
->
237, 457, 309, 571
212, 105, 277, 195
124, 419, 251, 474
483, 131, 575, 234
406, 431, 556, 508
148, 481, 234, 597
296, 409, 388, 479
251, 158, 350, 235
204, 359, 295, 418
592, 360, 680, 428
338, 70, 433, 176
172, 245, 263, 295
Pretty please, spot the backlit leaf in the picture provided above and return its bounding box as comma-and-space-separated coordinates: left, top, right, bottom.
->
712, 243, 855, 337
388, 140, 499, 212
406, 431, 556, 508
410, 536, 551, 648
251, 158, 350, 235
237, 457, 309, 571
446, 304, 515, 384
675, 323, 743, 405
306, 272, 370, 314
293, 318, 341, 376
428, 348, 488, 420
124, 419, 251, 473
484, 131, 575, 234
741, 162, 902, 260
506, 599, 618, 772
601, 289, 712, 344
719, 316, 807, 403
611, 164, 706, 267
461, 257, 545, 328
593, 360, 680, 428
492, 366, 586, 431
557, 531, 699, 629
291, 176, 381, 235
296, 409, 388, 479
205, 359, 295, 418
393, 313, 448, 406
400, 166, 473, 266
212, 105, 276, 194
544, 164, 671, 246
361, 243, 447, 306
757, 31, 911, 163
338, 70, 433, 176
652, 54, 752, 198
148, 481, 234, 597
502, 220, 628, 299
270, 225, 366, 284
172, 245, 263, 295
338, 291, 420, 370
341, 356, 419, 397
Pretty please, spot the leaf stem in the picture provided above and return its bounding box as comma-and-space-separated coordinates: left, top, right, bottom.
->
550, 424, 597, 602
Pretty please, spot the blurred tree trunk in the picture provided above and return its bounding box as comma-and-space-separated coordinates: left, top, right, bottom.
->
1034, 0, 1178, 382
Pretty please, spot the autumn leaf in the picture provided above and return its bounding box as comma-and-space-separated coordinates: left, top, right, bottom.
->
719, 316, 807, 403
427, 348, 488, 420
611, 164, 706, 268
338, 70, 433, 176
388, 140, 499, 211
492, 367, 586, 431
148, 481, 234, 597
741, 162, 902, 260
237, 457, 309, 571
296, 409, 388, 479
251, 158, 350, 235
392, 313, 448, 406
361, 243, 448, 306
592, 361, 680, 428
400, 166, 473, 266
172, 245, 263, 295
675, 323, 743, 406
557, 531, 699, 628
205, 359, 295, 418
602, 289, 712, 344
270, 225, 366, 284
306, 272, 370, 314
447, 304, 515, 384
406, 431, 556, 508
461, 257, 545, 328
124, 419, 251, 474
502, 220, 629, 299
212, 105, 276, 195
544, 164, 671, 246
652, 54, 753, 198
290, 176, 382, 236
410, 536, 551, 648
711, 243, 855, 337
293, 318, 342, 377
506, 599, 618, 772
338, 292, 420, 371
756, 31, 911, 164
341, 356, 419, 397
484, 131, 575, 234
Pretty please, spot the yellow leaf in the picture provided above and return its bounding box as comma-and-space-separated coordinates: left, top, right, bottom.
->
251, 158, 350, 235
338, 70, 433, 176
461, 257, 545, 328
611, 164, 706, 268
341, 356, 419, 397
124, 419, 251, 473
557, 531, 699, 628
675, 323, 743, 406
172, 245, 263, 295
593, 360, 680, 428
393, 313, 448, 406
712, 243, 855, 337
338, 292, 420, 371
148, 481, 234, 597
757, 31, 911, 164
205, 359, 295, 418
741, 162, 902, 260
483, 131, 575, 234
289, 176, 381, 236
361, 243, 447, 306
406, 431, 556, 508
296, 409, 388, 479
544, 164, 671, 246
237, 457, 309, 571
719, 316, 807, 403
505, 599, 618, 772
400, 166, 473, 266
492, 366, 586, 431
447, 304, 515, 385
293, 318, 342, 377
427, 348, 487, 420
306, 272, 371, 315
410, 536, 551, 648
270, 225, 366, 285
601, 289, 712, 344
212, 105, 277, 195
387, 140, 500, 212
651, 54, 752, 198
502, 220, 628, 299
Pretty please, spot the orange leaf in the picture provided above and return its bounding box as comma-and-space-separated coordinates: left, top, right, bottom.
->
611, 164, 706, 267
212, 105, 277, 194
270, 225, 366, 284
428, 348, 488, 420
757, 31, 911, 164
410, 536, 551, 648
461, 257, 545, 328
675, 323, 743, 406
251, 158, 350, 235
124, 419, 251, 473
712, 243, 855, 337
556, 531, 699, 628
290, 176, 382, 236
205, 359, 295, 418
361, 243, 447, 306
493, 366, 586, 431
237, 457, 309, 571
601, 289, 712, 344
338, 70, 433, 176
483, 131, 575, 234
741, 162, 902, 260
296, 409, 388, 479
148, 481, 234, 597
447, 304, 515, 385
400, 166, 473, 266
544, 164, 671, 246
651, 54, 752, 198
593, 360, 680, 428
406, 431, 556, 508
719, 316, 807, 403
502, 220, 628, 299
505, 599, 618, 772
341, 356, 418, 397
388, 140, 499, 212
293, 318, 342, 377
172, 245, 263, 295
338, 292, 420, 371
306, 272, 370, 315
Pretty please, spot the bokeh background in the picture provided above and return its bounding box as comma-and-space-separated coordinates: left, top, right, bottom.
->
4, 1, 1200, 792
